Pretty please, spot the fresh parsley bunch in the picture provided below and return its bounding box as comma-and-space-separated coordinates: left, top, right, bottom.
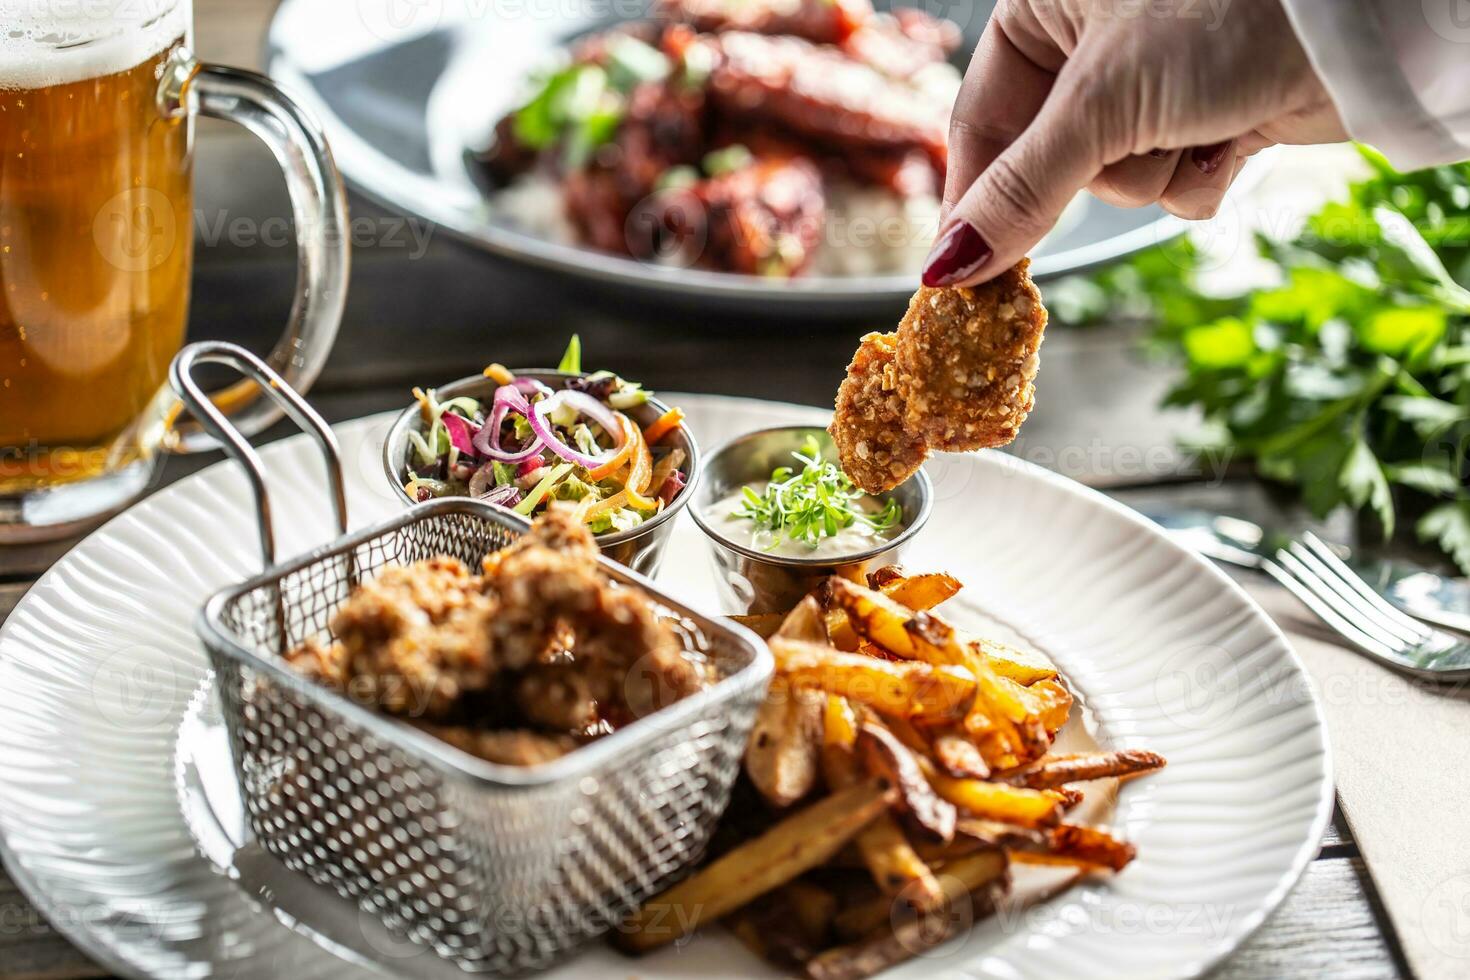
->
1085, 147, 1470, 572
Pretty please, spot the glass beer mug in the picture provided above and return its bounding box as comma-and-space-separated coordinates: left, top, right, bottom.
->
0, 0, 348, 540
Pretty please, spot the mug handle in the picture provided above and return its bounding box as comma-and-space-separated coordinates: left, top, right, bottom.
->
157, 48, 350, 453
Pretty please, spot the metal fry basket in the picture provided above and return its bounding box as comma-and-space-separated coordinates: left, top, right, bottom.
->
175, 342, 772, 974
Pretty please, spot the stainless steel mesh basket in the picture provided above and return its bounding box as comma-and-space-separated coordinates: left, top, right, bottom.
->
175, 343, 772, 974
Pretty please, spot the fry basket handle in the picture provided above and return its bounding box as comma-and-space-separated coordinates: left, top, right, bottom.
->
170, 341, 348, 567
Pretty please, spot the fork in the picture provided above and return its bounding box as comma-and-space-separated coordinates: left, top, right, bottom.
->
1264, 532, 1470, 681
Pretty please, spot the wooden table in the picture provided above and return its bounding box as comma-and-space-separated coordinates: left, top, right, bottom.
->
0, 1, 1415, 977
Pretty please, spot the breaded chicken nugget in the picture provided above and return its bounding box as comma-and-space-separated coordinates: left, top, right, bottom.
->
830, 331, 929, 494
894, 260, 1047, 452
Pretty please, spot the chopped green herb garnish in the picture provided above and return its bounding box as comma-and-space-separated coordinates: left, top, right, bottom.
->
605, 36, 671, 90
735, 437, 903, 549
558, 333, 582, 373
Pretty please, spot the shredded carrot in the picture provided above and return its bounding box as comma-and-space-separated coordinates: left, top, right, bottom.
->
582, 489, 629, 522
642, 406, 685, 446
625, 425, 657, 509
585, 414, 639, 482
483, 363, 515, 385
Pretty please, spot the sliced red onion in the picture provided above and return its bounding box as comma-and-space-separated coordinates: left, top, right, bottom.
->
473, 385, 545, 464
512, 377, 554, 399
467, 462, 496, 498
529, 391, 625, 468
478, 484, 523, 509
440, 411, 480, 458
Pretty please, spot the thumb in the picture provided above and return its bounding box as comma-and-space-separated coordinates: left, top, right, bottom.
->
923, 66, 1120, 287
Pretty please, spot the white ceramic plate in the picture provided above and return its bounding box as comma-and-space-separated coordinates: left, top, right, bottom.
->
0, 395, 1331, 980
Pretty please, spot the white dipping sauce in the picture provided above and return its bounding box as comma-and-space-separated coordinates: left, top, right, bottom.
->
714, 481, 904, 559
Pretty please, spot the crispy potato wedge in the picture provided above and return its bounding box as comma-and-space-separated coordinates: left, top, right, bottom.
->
829, 848, 1008, 944
825, 571, 962, 651
858, 721, 957, 842
772, 639, 975, 722
972, 636, 1057, 685
619, 779, 892, 953
778, 595, 830, 643
1007, 749, 1166, 790
1029, 678, 1073, 734
747, 676, 824, 808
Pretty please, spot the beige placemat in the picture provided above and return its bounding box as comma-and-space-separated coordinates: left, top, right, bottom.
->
1244, 581, 1470, 979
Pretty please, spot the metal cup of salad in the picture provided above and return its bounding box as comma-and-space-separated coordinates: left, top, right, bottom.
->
690, 426, 932, 615
382, 337, 697, 577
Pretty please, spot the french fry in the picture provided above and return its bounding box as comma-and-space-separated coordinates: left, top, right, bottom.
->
930, 731, 990, 779
865, 565, 907, 589
1006, 749, 1166, 790
731, 613, 785, 639
728, 891, 825, 968
858, 721, 957, 842
916, 818, 1050, 861
785, 880, 840, 946
821, 693, 861, 782
1009, 824, 1137, 873
916, 756, 1062, 828
854, 816, 945, 907
829, 848, 1008, 943
619, 779, 892, 953
772, 639, 975, 722
828, 580, 1044, 759
718, 567, 1163, 974
823, 697, 946, 909
1047, 787, 1085, 810
746, 676, 824, 807
876, 715, 930, 757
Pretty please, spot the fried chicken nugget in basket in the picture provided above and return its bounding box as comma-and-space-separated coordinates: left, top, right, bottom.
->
895, 260, 1047, 452
830, 331, 930, 495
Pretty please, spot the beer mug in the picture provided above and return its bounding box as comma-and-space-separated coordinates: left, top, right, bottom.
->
0, 0, 348, 541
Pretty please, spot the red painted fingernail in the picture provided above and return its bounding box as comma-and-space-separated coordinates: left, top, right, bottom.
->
1148, 148, 1170, 159
1191, 141, 1231, 175
922, 221, 992, 287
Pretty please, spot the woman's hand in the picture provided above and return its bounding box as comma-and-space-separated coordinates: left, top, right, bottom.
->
925, 0, 1347, 287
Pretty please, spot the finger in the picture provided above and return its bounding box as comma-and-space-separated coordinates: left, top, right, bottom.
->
925, 59, 1126, 287
1088, 150, 1180, 209
942, 13, 1059, 221
1235, 130, 1276, 157
1159, 140, 1238, 221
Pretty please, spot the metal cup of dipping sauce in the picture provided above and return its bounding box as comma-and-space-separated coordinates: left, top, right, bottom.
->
690, 426, 932, 615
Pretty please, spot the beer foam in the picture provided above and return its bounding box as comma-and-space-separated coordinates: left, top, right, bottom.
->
0, 0, 189, 90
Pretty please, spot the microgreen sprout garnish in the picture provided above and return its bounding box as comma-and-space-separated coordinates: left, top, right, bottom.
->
735, 437, 903, 550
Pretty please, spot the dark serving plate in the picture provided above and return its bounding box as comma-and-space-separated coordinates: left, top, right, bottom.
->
265, 0, 1228, 314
